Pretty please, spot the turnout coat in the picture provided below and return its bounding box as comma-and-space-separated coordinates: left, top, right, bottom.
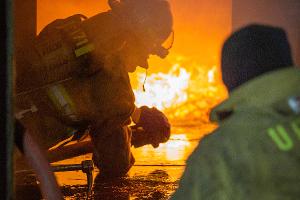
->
15, 13, 136, 177
172, 67, 300, 200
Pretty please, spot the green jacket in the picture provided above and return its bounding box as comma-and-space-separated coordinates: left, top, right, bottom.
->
172, 67, 300, 200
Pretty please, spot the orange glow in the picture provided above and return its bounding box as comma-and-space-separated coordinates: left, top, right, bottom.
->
34, 1, 231, 195
37, 0, 231, 122
164, 134, 191, 161
37, 0, 109, 33
131, 55, 228, 124
133, 133, 192, 163
134, 64, 190, 110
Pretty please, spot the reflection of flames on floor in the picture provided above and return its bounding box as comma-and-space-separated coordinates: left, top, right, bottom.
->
133, 61, 228, 125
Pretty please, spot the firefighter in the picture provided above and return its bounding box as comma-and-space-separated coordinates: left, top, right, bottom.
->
15, 0, 173, 178
171, 24, 300, 199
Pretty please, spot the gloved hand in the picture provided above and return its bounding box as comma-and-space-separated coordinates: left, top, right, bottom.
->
131, 106, 170, 148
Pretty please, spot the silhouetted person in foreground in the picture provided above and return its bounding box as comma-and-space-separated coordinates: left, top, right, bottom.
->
172, 24, 300, 199
15, 120, 63, 199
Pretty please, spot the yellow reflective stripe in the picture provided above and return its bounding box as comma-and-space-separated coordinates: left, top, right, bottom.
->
267, 125, 293, 151
76, 38, 88, 47
47, 86, 63, 111
73, 32, 87, 42
51, 86, 68, 107
75, 43, 94, 57
47, 84, 76, 115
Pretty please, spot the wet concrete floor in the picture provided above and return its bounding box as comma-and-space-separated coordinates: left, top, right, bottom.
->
15, 123, 216, 199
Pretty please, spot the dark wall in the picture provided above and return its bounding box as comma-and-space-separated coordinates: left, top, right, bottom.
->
232, 0, 300, 66
14, 0, 36, 93
0, 0, 36, 198
15, 0, 36, 50
0, 0, 13, 199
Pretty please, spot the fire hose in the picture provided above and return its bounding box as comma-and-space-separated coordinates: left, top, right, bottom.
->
22, 130, 63, 200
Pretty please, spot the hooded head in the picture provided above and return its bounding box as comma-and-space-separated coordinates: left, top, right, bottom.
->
109, 0, 173, 71
221, 24, 294, 92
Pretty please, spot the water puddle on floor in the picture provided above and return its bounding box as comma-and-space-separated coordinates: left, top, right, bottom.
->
15, 123, 216, 199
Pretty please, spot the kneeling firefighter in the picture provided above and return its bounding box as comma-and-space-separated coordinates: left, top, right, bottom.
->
15, 0, 173, 178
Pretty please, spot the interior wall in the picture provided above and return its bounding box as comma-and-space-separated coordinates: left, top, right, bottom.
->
15, 0, 36, 47
232, 0, 300, 66
14, 0, 37, 92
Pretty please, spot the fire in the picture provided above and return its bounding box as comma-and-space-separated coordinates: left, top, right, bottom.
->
132, 59, 228, 124
134, 64, 190, 110
37, 0, 231, 126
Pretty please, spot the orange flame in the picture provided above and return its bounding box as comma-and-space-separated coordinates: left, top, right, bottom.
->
134, 64, 190, 110
132, 58, 228, 124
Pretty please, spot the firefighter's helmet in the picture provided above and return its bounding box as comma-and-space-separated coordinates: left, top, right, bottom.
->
108, 0, 174, 59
